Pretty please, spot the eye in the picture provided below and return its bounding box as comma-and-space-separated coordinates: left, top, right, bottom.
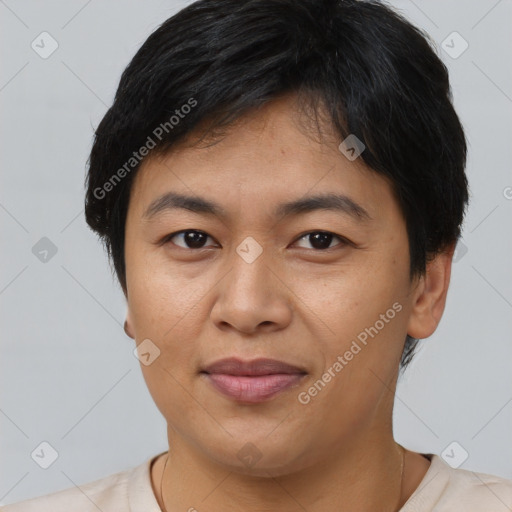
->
161, 229, 348, 251
163, 230, 217, 250
293, 231, 347, 251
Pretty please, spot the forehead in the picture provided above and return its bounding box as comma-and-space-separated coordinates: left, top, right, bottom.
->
127, 95, 399, 226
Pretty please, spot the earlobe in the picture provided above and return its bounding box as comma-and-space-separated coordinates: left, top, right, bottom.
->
124, 313, 135, 339
406, 243, 455, 340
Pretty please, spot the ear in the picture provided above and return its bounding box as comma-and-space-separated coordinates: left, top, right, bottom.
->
406, 243, 455, 339
124, 310, 135, 339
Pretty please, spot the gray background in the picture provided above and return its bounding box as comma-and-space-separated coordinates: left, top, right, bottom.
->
1, 0, 511, 506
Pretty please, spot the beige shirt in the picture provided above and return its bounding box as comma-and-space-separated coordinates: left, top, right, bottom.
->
3, 452, 512, 511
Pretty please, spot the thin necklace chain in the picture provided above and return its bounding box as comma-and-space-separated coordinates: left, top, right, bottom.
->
159, 445, 405, 512
159, 453, 169, 512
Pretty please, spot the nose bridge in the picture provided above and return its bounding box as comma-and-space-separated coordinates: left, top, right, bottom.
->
211, 236, 291, 333
227, 236, 273, 305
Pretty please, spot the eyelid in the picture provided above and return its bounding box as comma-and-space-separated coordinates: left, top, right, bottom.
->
161, 229, 351, 251
292, 230, 349, 250
160, 230, 218, 248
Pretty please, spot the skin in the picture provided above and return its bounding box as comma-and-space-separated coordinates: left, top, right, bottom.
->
123, 92, 453, 511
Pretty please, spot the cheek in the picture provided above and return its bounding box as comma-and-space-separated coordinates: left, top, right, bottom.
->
294, 255, 410, 398
294, 260, 403, 338
128, 268, 207, 416
295, 272, 406, 434
128, 248, 204, 333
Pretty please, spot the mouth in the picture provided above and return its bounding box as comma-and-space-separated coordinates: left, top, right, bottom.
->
200, 357, 307, 403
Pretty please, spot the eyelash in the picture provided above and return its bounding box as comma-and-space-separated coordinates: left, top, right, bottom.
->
160, 229, 350, 252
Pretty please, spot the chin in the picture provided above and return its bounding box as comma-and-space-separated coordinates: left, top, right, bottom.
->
199, 432, 316, 478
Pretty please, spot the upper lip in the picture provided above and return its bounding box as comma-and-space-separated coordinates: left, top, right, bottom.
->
202, 358, 307, 376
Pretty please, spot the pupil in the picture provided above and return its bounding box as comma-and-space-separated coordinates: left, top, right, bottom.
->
186, 231, 206, 249
182, 231, 333, 250
310, 232, 332, 250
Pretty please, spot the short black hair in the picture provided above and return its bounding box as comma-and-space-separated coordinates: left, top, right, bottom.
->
84, 0, 469, 372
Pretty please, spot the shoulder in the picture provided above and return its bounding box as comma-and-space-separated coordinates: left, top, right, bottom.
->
1, 469, 130, 512
1, 454, 160, 512
402, 454, 512, 512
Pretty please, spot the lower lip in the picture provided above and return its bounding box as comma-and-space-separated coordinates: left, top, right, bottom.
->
203, 373, 305, 403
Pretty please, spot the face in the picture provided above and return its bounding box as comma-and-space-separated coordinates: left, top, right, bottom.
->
124, 93, 425, 476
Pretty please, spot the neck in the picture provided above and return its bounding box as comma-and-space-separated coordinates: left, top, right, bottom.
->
157, 426, 405, 512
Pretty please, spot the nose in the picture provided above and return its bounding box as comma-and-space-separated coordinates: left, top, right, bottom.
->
210, 247, 292, 335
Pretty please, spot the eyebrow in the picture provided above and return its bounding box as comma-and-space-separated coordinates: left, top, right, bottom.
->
142, 191, 372, 222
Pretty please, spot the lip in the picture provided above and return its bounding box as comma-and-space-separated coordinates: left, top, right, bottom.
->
201, 358, 307, 403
